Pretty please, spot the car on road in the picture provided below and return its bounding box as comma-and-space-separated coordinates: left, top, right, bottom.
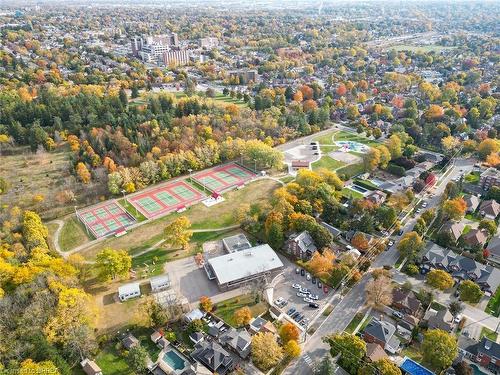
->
317, 282, 322, 289
304, 297, 314, 303
292, 283, 301, 289
306, 273, 311, 281
416, 208, 421, 213
392, 311, 404, 319
398, 229, 404, 235
388, 240, 394, 247
309, 302, 319, 308
297, 292, 306, 297
300, 269, 305, 276
314, 152, 319, 155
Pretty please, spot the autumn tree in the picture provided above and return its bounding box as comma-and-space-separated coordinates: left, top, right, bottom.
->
199, 296, 213, 312
363, 147, 381, 172
76, 162, 91, 183
95, 248, 132, 281
442, 197, 467, 221
279, 322, 300, 344
163, 216, 192, 250
459, 280, 483, 304
478, 139, 499, 160
284, 340, 301, 358
377, 145, 391, 169
351, 232, 369, 252
397, 231, 424, 261
365, 275, 393, 309
135, 296, 169, 328
324, 333, 366, 374
251, 332, 283, 371
422, 329, 458, 371
359, 358, 402, 375
387, 134, 402, 159
306, 250, 335, 278
233, 306, 252, 327
426, 269, 454, 291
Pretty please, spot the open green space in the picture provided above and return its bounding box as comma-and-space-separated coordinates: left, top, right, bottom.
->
480, 326, 498, 342
334, 130, 380, 147
314, 130, 337, 145
485, 287, 500, 317
118, 198, 147, 222
389, 44, 455, 53
464, 171, 480, 185
214, 294, 268, 328
345, 313, 364, 334
401, 345, 423, 363
342, 187, 364, 199
59, 216, 91, 251
337, 163, 366, 180
212, 93, 246, 107
312, 155, 346, 171
95, 343, 133, 375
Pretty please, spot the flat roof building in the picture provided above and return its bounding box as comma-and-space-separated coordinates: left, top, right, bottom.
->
206, 244, 284, 290
118, 282, 141, 302
150, 274, 170, 293
222, 233, 252, 253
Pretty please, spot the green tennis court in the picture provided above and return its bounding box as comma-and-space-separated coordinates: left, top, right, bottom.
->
227, 167, 253, 178
172, 185, 197, 198
138, 197, 163, 213
214, 171, 240, 184
198, 176, 225, 190
156, 191, 180, 206
77, 202, 136, 238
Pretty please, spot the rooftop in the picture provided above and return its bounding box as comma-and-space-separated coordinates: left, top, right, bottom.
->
222, 233, 252, 253
118, 282, 140, 295
208, 244, 284, 285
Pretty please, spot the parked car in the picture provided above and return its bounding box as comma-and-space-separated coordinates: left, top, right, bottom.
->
287, 307, 296, 316
291, 311, 300, 319
398, 229, 404, 235
292, 283, 301, 289
300, 269, 305, 276
295, 268, 300, 274
304, 297, 313, 303
297, 292, 306, 297
312, 277, 317, 284
294, 313, 304, 322
309, 302, 319, 309
317, 282, 323, 289
392, 311, 404, 319
454, 314, 462, 323
274, 297, 284, 306
309, 294, 319, 300
388, 240, 394, 247
306, 273, 311, 281
301, 288, 310, 294
422, 202, 428, 208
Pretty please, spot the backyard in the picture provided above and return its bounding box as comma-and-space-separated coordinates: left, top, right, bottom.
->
464, 171, 480, 185
214, 294, 268, 328
485, 287, 500, 317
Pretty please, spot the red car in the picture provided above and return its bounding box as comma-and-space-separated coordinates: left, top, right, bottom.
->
323, 286, 329, 294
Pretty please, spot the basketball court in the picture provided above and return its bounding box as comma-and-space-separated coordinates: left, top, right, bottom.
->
127, 180, 205, 219
77, 202, 136, 238
191, 163, 256, 193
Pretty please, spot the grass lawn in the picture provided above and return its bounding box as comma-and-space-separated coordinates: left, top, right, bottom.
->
314, 130, 337, 145
280, 176, 295, 184
463, 225, 472, 235
465, 213, 480, 222
323, 305, 334, 316
389, 44, 455, 53
401, 345, 423, 363
118, 198, 147, 222
342, 187, 364, 199
79, 179, 279, 259
59, 216, 91, 251
212, 93, 246, 107
334, 130, 380, 147
464, 171, 480, 185
133, 327, 162, 361
480, 326, 498, 341
345, 313, 364, 334
95, 343, 133, 375
312, 155, 346, 171
336, 163, 366, 180
214, 294, 268, 328
485, 287, 500, 317
430, 301, 447, 311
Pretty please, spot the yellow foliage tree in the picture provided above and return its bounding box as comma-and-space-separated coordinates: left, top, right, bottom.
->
233, 306, 252, 327
163, 216, 192, 250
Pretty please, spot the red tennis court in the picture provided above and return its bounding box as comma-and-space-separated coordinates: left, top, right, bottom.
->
191, 163, 256, 193
77, 201, 136, 238
127, 180, 205, 219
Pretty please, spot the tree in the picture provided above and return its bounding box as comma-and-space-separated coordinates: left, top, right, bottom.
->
363, 147, 381, 172
128, 346, 149, 374
199, 296, 213, 312
426, 269, 454, 291
352, 232, 369, 252
387, 135, 402, 159
135, 296, 168, 328
397, 232, 424, 261
454, 361, 473, 375
478, 139, 499, 160
449, 301, 464, 317
422, 329, 458, 371
306, 250, 335, 278
188, 319, 204, 333
377, 145, 391, 169
479, 219, 497, 237
359, 358, 402, 375
76, 162, 91, 183
284, 340, 301, 358
19, 359, 61, 375
459, 280, 483, 303
279, 322, 300, 344
233, 306, 252, 327
442, 198, 467, 221
315, 356, 335, 375
324, 333, 366, 374
163, 216, 192, 250
95, 248, 132, 281
365, 275, 393, 309
251, 332, 283, 371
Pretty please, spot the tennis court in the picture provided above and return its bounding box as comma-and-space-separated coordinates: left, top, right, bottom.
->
128, 180, 205, 219
77, 202, 136, 238
192, 163, 257, 193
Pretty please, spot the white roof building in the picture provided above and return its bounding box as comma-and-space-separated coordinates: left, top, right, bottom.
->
150, 274, 170, 292
118, 282, 141, 302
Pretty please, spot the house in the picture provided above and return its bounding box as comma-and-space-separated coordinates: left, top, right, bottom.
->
487, 236, 500, 265
464, 195, 481, 213
219, 328, 252, 358
184, 308, 205, 323
463, 228, 489, 249
321, 222, 342, 239
440, 221, 465, 243
362, 319, 401, 354
365, 343, 388, 362
122, 333, 139, 350
189, 332, 205, 345
392, 289, 422, 317
191, 340, 235, 375
420, 243, 500, 293
366, 190, 387, 205
480, 200, 500, 220
80, 359, 102, 375
426, 308, 454, 332
480, 168, 500, 191
249, 316, 267, 334
150, 274, 170, 293
460, 337, 500, 373
118, 282, 141, 302
285, 231, 318, 260
151, 331, 163, 344
396, 315, 419, 339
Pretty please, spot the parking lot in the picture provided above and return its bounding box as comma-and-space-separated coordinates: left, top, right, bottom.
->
272, 263, 330, 327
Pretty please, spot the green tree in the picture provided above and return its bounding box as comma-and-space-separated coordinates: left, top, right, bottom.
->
324, 333, 366, 374
359, 358, 402, 375
315, 356, 335, 375
163, 216, 192, 250
128, 346, 149, 374
459, 280, 483, 303
426, 269, 454, 291
387, 134, 402, 159
397, 232, 424, 261
449, 301, 464, 318
479, 219, 497, 237
95, 248, 132, 281
422, 329, 458, 371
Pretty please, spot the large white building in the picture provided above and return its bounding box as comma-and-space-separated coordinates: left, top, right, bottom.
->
163, 50, 191, 67
131, 34, 179, 63
205, 244, 284, 290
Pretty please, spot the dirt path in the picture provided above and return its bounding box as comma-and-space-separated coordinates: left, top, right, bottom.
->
50, 219, 64, 254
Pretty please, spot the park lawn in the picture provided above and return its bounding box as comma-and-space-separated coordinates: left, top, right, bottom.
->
59, 216, 91, 251
336, 163, 366, 179
485, 287, 500, 317
481, 326, 498, 341
464, 171, 480, 184
314, 130, 338, 145
79, 179, 280, 259
211, 93, 247, 107
95, 343, 133, 375
312, 155, 346, 171
118, 198, 147, 222
389, 44, 455, 53
342, 187, 364, 199
334, 130, 380, 147
345, 313, 364, 334
214, 294, 268, 328
280, 176, 295, 184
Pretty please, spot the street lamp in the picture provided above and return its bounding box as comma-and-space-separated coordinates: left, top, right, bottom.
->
188, 168, 193, 181
121, 189, 126, 200
253, 158, 257, 173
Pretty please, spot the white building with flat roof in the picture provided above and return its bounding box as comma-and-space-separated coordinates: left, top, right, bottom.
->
150, 274, 170, 293
118, 282, 141, 302
206, 244, 284, 290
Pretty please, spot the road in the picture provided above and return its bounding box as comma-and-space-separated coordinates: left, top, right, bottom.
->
284, 156, 476, 375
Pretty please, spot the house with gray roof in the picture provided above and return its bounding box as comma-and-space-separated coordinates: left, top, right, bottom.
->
219, 328, 251, 358
191, 340, 235, 375
463, 194, 480, 213
440, 221, 465, 243
362, 319, 401, 354
427, 308, 455, 332
480, 200, 500, 220
487, 236, 500, 265
460, 338, 500, 373
285, 231, 318, 260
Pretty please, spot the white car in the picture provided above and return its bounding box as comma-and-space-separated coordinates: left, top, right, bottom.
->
303, 297, 314, 303
292, 283, 301, 289
309, 294, 319, 300
274, 297, 284, 305
306, 273, 311, 281
297, 292, 306, 297
454, 314, 462, 323
422, 202, 428, 208
388, 240, 394, 247
416, 208, 421, 213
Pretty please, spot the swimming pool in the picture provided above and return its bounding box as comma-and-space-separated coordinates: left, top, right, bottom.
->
163, 349, 187, 371
350, 185, 368, 193
335, 141, 370, 153
471, 364, 488, 375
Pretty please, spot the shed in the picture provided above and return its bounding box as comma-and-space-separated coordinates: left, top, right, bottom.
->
150, 274, 170, 293
118, 282, 141, 302
80, 359, 102, 375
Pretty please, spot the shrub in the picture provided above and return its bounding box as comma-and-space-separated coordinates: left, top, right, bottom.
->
387, 163, 406, 177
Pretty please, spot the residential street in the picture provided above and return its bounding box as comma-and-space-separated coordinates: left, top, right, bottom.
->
284, 157, 477, 375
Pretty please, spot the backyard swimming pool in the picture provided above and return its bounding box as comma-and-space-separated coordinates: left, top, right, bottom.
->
163, 349, 187, 371
335, 141, 370, 153
350, 185, 369, 193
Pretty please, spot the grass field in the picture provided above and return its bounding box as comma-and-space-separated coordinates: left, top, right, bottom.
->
345, 313, 364, 333
334, 130, 380, 147
95, 343, 132, 375
389, 44, 455, 53
79, 179, 280, 259
342, 187, 364, 199
336, 163, 366, 179
118, 198, 147, 222
464, 171, 480, 185
212, 93, 246, 107
312, 155, 346, 171
314, 131, 337, 145
59, 216, 91, 251
214, 294, 268, 328
485, 287, 500, 317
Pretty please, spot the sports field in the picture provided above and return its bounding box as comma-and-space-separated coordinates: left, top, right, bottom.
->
191, 163, 256, 193
77, 202, 136, 238
127, 180, 205, 219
